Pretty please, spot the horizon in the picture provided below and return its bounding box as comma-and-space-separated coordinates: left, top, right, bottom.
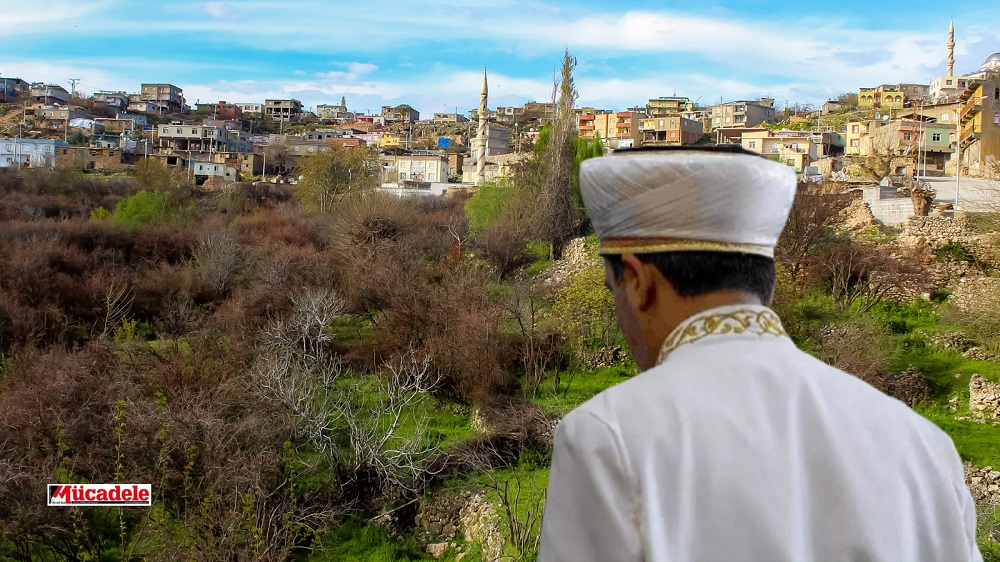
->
4, 1, 1000, 115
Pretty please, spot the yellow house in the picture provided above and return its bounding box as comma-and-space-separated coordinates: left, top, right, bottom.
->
858, 86, 906, 110
378, 134, 402, 148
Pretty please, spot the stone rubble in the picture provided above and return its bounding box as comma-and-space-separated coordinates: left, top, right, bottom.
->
543, 237, 597, 286
970, 374, 1000, 421
965, 463, 1000, 505
459, 493, 505, 562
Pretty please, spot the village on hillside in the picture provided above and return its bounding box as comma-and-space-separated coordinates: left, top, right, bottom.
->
3, 18, 1000, 562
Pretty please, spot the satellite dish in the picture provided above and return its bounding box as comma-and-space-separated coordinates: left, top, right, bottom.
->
883, 115, 889, 121
874, 113, 881, 120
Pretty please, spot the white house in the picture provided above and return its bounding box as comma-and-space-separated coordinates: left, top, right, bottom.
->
0, 138, 69, 168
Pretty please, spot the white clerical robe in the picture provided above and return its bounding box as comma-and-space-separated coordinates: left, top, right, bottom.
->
539, 305, 982, 562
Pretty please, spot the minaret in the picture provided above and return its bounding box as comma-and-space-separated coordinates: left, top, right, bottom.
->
476, 68, 488, 186
947, 19, 955, 77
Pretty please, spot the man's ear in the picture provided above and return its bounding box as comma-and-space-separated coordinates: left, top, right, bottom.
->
619, 254, 656, 312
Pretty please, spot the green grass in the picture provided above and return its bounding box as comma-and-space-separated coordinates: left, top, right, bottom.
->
306, 518, 433, 562
532, 366, 634, 416
916, 406, 1000, 468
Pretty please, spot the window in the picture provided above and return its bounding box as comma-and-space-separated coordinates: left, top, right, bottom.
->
942, 114, 950, 121
428, 172, 436, 181
749, 141, 757, 149
852, 125, 859, 133
399, 173, 407, 180
176, 127, 182, 133
725, 117, 731, 123
851, 139, 860, 147
995, 88, 1000, 100
932, 133, 942, 142
903, 132, 911, 141
191, 128, 197, 134
946, 80, 953, 86
995, 113, 1000, 126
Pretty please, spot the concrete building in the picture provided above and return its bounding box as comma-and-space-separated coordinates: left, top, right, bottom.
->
740, 130, 819, 172
469, 124, 511, 157
157, 123, 252, 153
381, 104, 419, 123
265, 99, 303, 122
140, 83, 184, 112
646, 97, 693, 116
959, 74, 1000, 176
93, 92, 129, 113
638, 115, 704, 146
235, 102, 263, 114
35, 106, 86, 129
55, 146, 127, 171
433, 112, 469, 123
382, 154, 449, 183
316, 104, 355, 122
2, 77, 29, 100
708, 99, 775, 130
0, 138, 68, 168
30, 84, 70, 105
858, 85, 907, 110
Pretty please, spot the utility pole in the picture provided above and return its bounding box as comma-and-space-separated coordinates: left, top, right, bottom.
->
955, 105, 961, 209
68, 78, 80, 99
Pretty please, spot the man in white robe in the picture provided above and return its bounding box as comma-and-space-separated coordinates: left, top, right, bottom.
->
538, 146, 982, 562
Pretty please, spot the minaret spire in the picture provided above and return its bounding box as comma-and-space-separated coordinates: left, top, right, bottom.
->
476, 67, 488, 186
947, 19, 955, 77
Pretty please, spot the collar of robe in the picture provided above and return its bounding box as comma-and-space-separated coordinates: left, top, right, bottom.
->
655, 304, 787, 365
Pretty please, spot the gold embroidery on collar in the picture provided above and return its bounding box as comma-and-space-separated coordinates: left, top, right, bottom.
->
656, 308, 787, 365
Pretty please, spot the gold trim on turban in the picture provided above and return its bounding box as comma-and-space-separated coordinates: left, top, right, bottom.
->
598, 237, 775, 258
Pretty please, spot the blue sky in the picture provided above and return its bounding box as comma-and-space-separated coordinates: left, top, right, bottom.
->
3, 0, 1000, 115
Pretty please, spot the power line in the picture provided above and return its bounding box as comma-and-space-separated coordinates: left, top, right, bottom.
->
68, 78, 81, 98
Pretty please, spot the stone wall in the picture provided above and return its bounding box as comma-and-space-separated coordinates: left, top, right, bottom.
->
545, 237, 596, 286
416, 491, 505, 562
970, 374, 1000, 421
965, 463, 1000, 505
904, 215, 971, 242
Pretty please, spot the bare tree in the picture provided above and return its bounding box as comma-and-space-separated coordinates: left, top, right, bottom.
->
775, 185, 851, 281
501, 281, 562, 398
194, 228, 243, 294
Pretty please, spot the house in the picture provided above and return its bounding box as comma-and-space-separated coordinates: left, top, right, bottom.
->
716, 127, 767, 145
69, 118, 106, 135
638, 115, 704, 146
382, 154, 449, 183
646, 97, 694, 116
1, 77, 29, 100
157, 123, 251, 153
55, 146, 127, 171
858, 85, 906, 110
207, 101, 243, 121
381, 104, 419, 123
35, 106, 86, 129
316, 103, 355, 122
821, 100, 844, 115
707, 99, 775, 130
30, 84, 71, 105
469, 124, 511, 156
740, 130, 819, 172
94, 92, 129, 113
235, 102, 263, 114
265, 99, 303, 122
355, 115, 386, 127
433, 113, 470, 123
959, 75, 1000, 176
523, 101, 557, 124
140, 83, 184, 112
0, 138, 68, 168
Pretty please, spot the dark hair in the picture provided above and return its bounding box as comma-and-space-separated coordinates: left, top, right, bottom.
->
604, 251, 776, 305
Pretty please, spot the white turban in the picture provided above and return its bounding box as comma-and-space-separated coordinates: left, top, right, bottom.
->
580, 147, 796, 258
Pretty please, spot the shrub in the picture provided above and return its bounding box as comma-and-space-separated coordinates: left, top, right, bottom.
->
113, 190, 192, 229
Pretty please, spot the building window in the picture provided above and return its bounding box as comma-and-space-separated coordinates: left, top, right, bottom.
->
995, 88, 1000, 100
852, 125, 859, 133
399, 173, 407, 180
946, 80, 953, 86
995, 113, 1000, 126
932, 133, 942, 142
941, 114, 949, 121
851, 139, 860, 147
749, 141, 756, 149
903, 132, 911, 141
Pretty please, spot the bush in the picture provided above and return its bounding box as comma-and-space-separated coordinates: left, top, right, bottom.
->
113, 190, 187, 228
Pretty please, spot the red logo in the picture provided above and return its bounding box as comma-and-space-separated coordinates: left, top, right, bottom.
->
47, 484, 151, 507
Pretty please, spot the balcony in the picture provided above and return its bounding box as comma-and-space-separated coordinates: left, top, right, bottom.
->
961, 98, 982, 120
578, 114, 595, 121
578, 124, 594, 131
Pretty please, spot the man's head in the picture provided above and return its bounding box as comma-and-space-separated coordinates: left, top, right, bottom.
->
602, 251, 776, 369
580, 146, 796, 369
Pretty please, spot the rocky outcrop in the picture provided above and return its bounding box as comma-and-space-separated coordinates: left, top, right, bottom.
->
965, 463, 1000, 505
970, 374, 1000, 421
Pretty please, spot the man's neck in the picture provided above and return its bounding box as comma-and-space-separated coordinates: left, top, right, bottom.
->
642, 291, 763, 369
